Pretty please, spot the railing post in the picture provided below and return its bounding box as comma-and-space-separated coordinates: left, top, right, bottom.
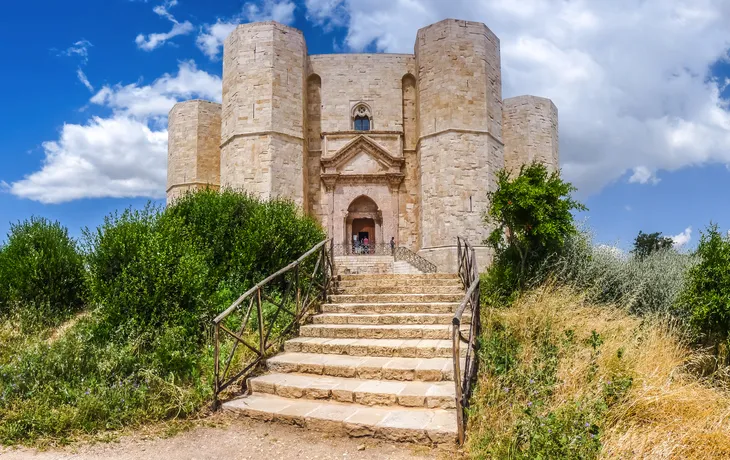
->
321, 244, 328, 301
213, 322, 220, 410
257, 288, 265, 355
295, 264, 300, 316
452, 321, 465, 445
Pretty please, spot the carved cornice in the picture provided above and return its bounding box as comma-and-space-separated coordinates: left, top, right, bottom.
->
321, 130, 402, 137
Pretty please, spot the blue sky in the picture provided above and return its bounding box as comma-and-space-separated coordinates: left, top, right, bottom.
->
1, 0, 729, 251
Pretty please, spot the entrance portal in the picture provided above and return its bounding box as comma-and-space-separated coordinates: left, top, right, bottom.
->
346, 196, 382, 255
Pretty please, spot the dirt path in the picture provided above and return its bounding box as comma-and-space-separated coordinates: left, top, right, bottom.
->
0, 414, 457, 460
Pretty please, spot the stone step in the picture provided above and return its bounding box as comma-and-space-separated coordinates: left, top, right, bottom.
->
329, 293, 463, 303
267, 353, 459, 381
222, 393, 457, 444
311, 312, 470, 325
338, 274, 459, 281
301, 323, 458, 340
336, 278, 462, 288
321, 302, 459, 314
284, 337, 463, 359
248, 373, 456, 409
335, 285, 464, 295
393, 260, 425, 275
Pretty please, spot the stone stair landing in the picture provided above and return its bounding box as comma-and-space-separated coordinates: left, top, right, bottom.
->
222, 273, 465, 445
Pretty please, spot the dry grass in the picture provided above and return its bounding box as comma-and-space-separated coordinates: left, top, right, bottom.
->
467, 287, 730, 459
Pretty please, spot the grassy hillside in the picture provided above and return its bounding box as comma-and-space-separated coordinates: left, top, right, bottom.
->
467, 287, 730, 459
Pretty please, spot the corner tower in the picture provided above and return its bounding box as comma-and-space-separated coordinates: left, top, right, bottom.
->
220, 21, 307, 207
166, 100, 222, 204
503, 95, 559, 174
415, 19, 504, 271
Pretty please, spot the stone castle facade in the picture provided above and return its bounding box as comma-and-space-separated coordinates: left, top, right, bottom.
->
167, 19, 559, 272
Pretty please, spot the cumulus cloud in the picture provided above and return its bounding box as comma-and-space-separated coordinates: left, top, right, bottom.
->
672, 226, 693, 248
302, 0, 730, 196
136, 0, 193, 51
90, 60, 221, 118
196, 0, 297, 59
9, 117, 167, 203
9, 61, 222, 203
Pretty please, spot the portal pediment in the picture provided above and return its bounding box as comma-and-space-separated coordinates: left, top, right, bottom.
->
321, 135, 404, 172
320, 135, 405, 191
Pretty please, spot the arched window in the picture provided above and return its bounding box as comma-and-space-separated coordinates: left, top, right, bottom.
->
354, 115, 370, 131
351, 103, 372, 131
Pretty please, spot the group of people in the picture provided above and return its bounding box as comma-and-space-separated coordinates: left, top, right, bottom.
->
351, 235, 397, 255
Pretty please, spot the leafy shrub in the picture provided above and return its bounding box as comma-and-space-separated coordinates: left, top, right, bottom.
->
84, 206, 210, 342
677, 224, 730, 354
545, 229, 696, 318
0, 189, 326, 445
167, 189, 325, 296
0, 217, 86, 327
484, 163, 586, 302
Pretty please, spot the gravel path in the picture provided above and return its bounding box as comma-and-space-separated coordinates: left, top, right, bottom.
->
0, 414, 457, 460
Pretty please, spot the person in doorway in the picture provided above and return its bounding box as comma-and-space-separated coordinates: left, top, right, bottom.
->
363, 236, 369, 254
352, 234, 358, 255
390, 237, 395, 255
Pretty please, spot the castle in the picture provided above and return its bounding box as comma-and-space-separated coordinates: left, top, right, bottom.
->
167, 19, 559, 272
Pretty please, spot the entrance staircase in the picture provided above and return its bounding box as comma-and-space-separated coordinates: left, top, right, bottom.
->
222, 269, 467, 444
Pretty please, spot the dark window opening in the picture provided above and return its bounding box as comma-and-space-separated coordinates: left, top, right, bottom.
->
354, 116, 370, 131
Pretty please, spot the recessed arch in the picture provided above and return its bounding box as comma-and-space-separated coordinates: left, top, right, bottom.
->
348, 194, 379, 213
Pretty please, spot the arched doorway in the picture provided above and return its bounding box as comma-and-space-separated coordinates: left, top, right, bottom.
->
346, 195, 382, 254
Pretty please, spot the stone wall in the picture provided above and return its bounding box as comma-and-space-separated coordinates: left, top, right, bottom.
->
307, 54, 416, 133
220, 21, 307, 207
415, 19, 503, 272
166, 100, 221, 204
503, 95, 559, 174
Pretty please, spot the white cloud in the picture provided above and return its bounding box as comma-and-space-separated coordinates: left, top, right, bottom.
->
9, 117, 167, 204
196, 0, 297, 59
91, 60, 221, 118
245, 0, 296, 24
628, 166, 661, 185
136, 0, 193, 51
76, 69, 94, 92
196, 21, 238, 59
302, 0, 730, 196
136, 21, 194, 51
672, 226, 693, 248
59, 40, 93, 64
9, 61, 222, 204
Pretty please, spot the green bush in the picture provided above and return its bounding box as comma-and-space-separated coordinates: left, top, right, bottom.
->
0, 189, 326, 445
545, 230, 696, 319
84, 206, 210, 342
677, 224, 730, 354
167, 189, 324, 295
0, 217, 86, 327
484, 163, 586, 302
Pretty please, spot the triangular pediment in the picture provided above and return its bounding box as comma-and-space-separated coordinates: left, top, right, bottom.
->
321, 135, 404, 172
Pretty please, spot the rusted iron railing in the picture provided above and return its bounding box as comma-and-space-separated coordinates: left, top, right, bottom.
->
452, 236, 481, 444
212, 239, 334, 409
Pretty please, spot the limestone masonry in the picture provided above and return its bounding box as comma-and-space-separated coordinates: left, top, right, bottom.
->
167, 19, 560, 272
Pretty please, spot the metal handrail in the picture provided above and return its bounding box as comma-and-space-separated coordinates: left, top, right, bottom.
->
394, 246, 438, 273
452, 236, 481, 444
212, 238, 334, 408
